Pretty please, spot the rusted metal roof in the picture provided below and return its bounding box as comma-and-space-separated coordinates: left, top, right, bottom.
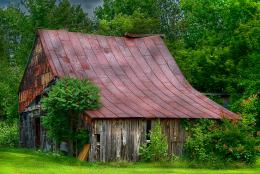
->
22, 29, 239, 119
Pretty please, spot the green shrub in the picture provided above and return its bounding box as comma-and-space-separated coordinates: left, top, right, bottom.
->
139, 120, 168, 162
0, 121, 19, 147
42, 77, 101, 155
184, 119, 258, 166
232, 94, 260, 133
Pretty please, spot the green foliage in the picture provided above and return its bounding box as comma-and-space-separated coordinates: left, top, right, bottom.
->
0, 122, 19, 147
232, 94, 260, 132
95, 0, 181, 38
75, 129, 90, 151
139, 120, 168, 162
184, 119, 258, 166
95, 0, 158, 20
42, 77, 101, 143
24, 0, 92, 32
98, 10, 160, 36
0, 7, 31, 121
171, 0, 260, 94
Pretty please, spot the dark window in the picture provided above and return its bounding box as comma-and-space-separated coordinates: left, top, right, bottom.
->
95, 134, 100, 143
146, 120, 151, 141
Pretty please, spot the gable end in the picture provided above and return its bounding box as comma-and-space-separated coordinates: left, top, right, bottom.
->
19, 38, 55, 112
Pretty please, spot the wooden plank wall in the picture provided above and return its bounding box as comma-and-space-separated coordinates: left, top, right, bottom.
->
20, 110, 40, 148
88, 119, 186, 162
88, 119, 146, 162
20, 106, 53, 151
20, 112, 186, 161
160, 119, 186, 156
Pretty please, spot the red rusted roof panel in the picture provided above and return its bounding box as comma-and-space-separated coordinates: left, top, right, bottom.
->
32, 29, 239, 119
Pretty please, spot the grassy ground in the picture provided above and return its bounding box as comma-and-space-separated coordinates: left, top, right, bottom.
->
0, 148, 259, 174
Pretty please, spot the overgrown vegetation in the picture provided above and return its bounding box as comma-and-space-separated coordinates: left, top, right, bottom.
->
139, 120, 168, 162
42, 77, 101, 155
184, 119, 259, 167
232, 94, 260, 133
0, 122, 18, 147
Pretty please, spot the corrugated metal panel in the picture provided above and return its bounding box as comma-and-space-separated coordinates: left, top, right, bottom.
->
19, 29, 239, 119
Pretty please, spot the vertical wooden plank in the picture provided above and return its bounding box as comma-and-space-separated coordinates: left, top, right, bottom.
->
171, 119, 175, 155
123, 120, 129, 160
88, 121, 95, 161
115, 120, 121, 160
106, 120, 111, 161
100, 120, 105, 162
110, 120, 115, 160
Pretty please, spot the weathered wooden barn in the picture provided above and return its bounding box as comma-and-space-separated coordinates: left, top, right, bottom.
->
18, 29, 239, 162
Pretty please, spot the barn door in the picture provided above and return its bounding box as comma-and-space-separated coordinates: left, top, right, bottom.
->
34, 117, 41, 148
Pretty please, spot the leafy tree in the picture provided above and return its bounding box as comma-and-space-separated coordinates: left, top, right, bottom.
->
171, 0, 260, 94
42, 78, 101, 155
0, 7, 29, 121
95, 0, 181, 38
95, 0, 158, 20
23, 0, 92, 32
98, 10, 160, 36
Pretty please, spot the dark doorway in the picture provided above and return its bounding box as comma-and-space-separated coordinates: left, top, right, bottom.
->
35, 117, 41, 148
146, 120, 152, 143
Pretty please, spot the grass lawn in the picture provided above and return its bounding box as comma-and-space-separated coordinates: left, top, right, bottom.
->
0, 148, 259, 174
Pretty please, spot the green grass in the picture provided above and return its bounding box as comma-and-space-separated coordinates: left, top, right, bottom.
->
0, 148, 259, 174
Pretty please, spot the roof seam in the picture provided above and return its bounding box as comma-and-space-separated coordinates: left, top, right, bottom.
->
77, 34, 121, 118
141, 37, 220, 118
150, 37, 237, 119
103, 36, 166, 118
115, 37, 184, 117
89, 36, 147, 118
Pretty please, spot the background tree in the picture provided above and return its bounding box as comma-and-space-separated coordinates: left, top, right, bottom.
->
95, 0, 181, 38
23, 0, 92, 32
171, 0, 259, 93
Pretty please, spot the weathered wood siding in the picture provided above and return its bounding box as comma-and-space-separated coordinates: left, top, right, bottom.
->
20, 110, 186, 161
19, 38, 54, 112
160, 119, 186, 156
88, 119, 186, 162
19, 105, 53, 151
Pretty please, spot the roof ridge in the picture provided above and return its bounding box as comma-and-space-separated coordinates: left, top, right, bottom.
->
124, 32, 165, 38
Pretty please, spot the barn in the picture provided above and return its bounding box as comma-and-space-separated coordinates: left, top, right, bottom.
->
18, 29, 239, 162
